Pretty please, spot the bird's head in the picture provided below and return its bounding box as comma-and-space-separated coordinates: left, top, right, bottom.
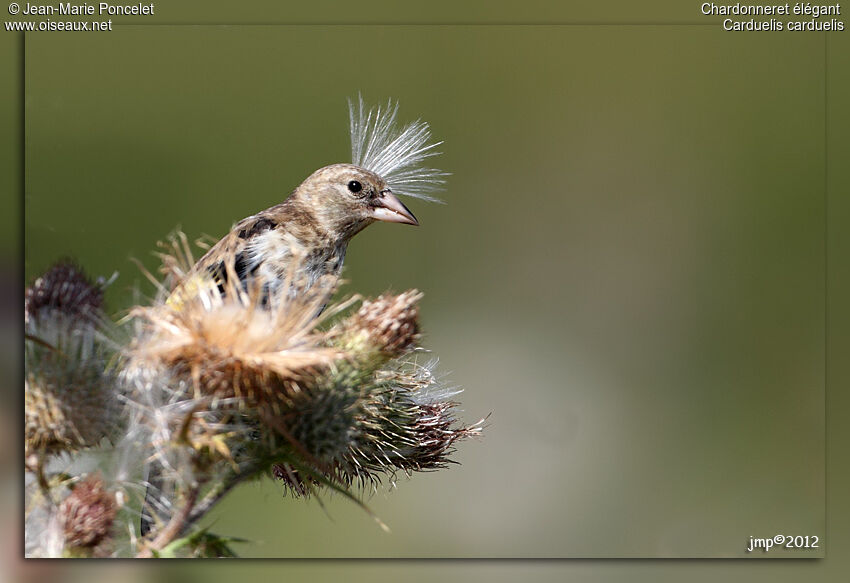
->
292, 163, 418, 240
283, 97, 446, 243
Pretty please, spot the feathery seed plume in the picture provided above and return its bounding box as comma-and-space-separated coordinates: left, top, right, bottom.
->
349, 95, 448, 202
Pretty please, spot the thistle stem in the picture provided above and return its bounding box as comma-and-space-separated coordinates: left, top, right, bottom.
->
137, 482, 202, 558
179, 468, 258, 537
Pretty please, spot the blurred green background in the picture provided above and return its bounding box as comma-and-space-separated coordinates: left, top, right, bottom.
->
21, 21, 829, 563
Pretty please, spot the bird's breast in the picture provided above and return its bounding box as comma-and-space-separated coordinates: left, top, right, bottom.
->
245, 229, 347, 290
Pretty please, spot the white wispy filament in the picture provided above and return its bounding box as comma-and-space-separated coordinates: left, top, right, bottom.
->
349, 96, 448, 202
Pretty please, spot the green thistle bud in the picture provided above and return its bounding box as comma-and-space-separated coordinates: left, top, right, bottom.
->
273, 359, 481, 495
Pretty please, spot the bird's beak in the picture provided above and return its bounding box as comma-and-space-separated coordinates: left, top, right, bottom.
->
370, 191, 419, 226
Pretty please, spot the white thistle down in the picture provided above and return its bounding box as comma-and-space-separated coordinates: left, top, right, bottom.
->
349, 96, 448, 202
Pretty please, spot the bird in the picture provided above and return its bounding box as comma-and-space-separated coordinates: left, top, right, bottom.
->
166, 97, 446, 310
140, 96, 447, 537
168, 164, 418, 310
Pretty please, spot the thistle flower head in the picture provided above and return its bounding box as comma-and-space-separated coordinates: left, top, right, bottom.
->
25, 260, 106, 326
25, 261, 120, 456
349, 95, 448, 202
331, 289, 422, 358
59, 472, 117, 556
126, 249, 346, 412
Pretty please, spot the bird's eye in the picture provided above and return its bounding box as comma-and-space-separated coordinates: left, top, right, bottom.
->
347, 180, 362, 193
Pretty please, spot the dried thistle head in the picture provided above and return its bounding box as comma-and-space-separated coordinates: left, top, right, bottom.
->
25, 372, 116, 457
59, 472, 117, 556
126, 253, 347, 412
332, 290, 422, 358
25, 260, 105, 326
25, 261, 120, 457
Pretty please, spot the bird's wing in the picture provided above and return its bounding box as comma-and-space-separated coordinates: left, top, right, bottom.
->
167, 213, 279, 307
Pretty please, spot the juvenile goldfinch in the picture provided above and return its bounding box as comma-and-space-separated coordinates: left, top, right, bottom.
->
168, 97, 446, 308
141, 97, 446, 537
